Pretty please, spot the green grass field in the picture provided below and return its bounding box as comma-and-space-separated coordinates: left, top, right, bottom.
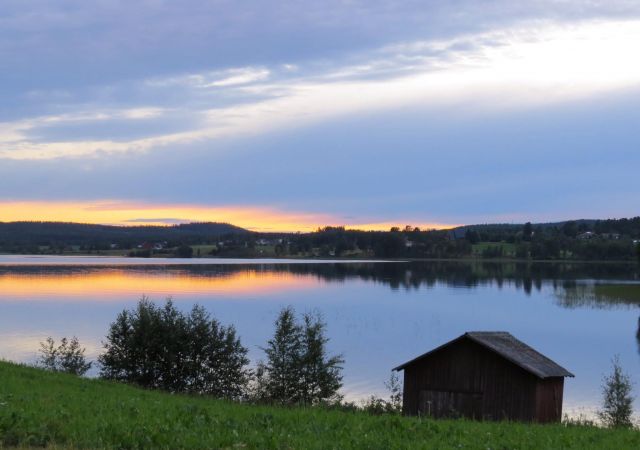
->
0, 361, 638, 449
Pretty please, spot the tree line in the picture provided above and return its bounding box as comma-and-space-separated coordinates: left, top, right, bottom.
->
2, 218, 640, 261
197, 219, 640, 261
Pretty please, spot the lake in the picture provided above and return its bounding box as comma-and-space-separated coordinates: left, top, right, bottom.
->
1, 256, 639, 419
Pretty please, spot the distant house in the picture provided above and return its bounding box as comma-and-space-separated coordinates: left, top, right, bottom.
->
576, 231, 595, 240
393, 332, 573, 422
600, 233, 621, 240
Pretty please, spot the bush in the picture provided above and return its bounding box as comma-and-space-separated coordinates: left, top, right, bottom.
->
38, 336, 92, 376
360, 372, 403, 415
99, 297, 250, 399
598, 355, 635, 428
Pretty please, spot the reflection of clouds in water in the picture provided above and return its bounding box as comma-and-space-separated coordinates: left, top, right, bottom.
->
0, 268, 321, 299
0, 260, 637, 297
0, 333, 43, 363
0, 332, 103, 365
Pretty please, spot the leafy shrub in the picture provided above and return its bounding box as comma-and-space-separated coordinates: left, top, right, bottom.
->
38, 336, 92, 376
359, 372, 403, 415
99, 297, 250, 399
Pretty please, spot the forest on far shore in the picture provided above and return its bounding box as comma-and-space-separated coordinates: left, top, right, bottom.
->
1, 217, 639, 262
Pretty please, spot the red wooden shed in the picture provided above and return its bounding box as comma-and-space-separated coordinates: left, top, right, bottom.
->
393, 331, 574, 422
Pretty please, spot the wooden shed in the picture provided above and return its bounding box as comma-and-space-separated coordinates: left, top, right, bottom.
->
393, 332, 574, 422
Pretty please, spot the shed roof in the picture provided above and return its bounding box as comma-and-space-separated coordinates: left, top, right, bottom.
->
393, 331, 574, 379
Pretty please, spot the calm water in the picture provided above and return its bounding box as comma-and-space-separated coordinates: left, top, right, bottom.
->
1, 256, 639, 419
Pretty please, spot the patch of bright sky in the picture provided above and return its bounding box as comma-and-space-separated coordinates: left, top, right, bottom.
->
0, 201, 454, 231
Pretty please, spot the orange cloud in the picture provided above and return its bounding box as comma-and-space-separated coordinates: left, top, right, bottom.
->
0, 200, 455, 232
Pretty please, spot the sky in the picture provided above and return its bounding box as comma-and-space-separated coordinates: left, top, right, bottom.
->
1, 1, 639, 231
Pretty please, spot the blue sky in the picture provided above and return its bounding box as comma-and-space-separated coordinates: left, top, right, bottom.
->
1, 1, 639, 230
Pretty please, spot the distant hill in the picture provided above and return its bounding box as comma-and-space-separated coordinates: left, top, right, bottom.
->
448, 219, 602, 238
0, 221, 249, 248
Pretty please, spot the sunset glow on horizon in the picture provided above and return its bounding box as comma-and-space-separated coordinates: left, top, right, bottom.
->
0, 201, 455, 232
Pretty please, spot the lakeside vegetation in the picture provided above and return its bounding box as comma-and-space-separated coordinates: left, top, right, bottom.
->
1, 217, 639, 262
1, 361, 639, 449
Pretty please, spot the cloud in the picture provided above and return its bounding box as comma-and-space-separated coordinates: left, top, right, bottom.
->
3, 19, 640, 160
203, 68, 271, 87
145, 67, 270, 89
1, 2, 640, 226
1, 84, 638, 228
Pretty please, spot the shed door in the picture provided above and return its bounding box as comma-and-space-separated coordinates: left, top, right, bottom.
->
418, 390, 483, 419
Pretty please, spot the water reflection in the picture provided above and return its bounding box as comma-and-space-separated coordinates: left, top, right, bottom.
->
262, 260, 639, 292
554, 281, 640, 309
2, 262, 640, 321
0, 260, 637, 295
0, 259, 638, 417
0, 268, 318, 299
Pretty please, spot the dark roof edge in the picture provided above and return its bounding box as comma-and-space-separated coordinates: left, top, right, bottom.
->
464, 333, 575, 379
393, 332, 575, 378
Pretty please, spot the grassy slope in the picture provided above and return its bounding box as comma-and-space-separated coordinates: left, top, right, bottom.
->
0, 362, 638, 449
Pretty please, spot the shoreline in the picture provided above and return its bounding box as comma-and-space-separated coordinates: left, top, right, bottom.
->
0, 253, 637, 266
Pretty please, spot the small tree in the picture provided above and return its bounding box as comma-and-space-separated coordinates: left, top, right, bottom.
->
385, 371, 403, 414
599, 355, 635, 428
261, 306, 304, 404
523, 222, 533, 241
299, 312, 344, 405
247, 360, 270, 402
38, 336, 92, 376
39, 337, 58, 371
259, 307, 344, 405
